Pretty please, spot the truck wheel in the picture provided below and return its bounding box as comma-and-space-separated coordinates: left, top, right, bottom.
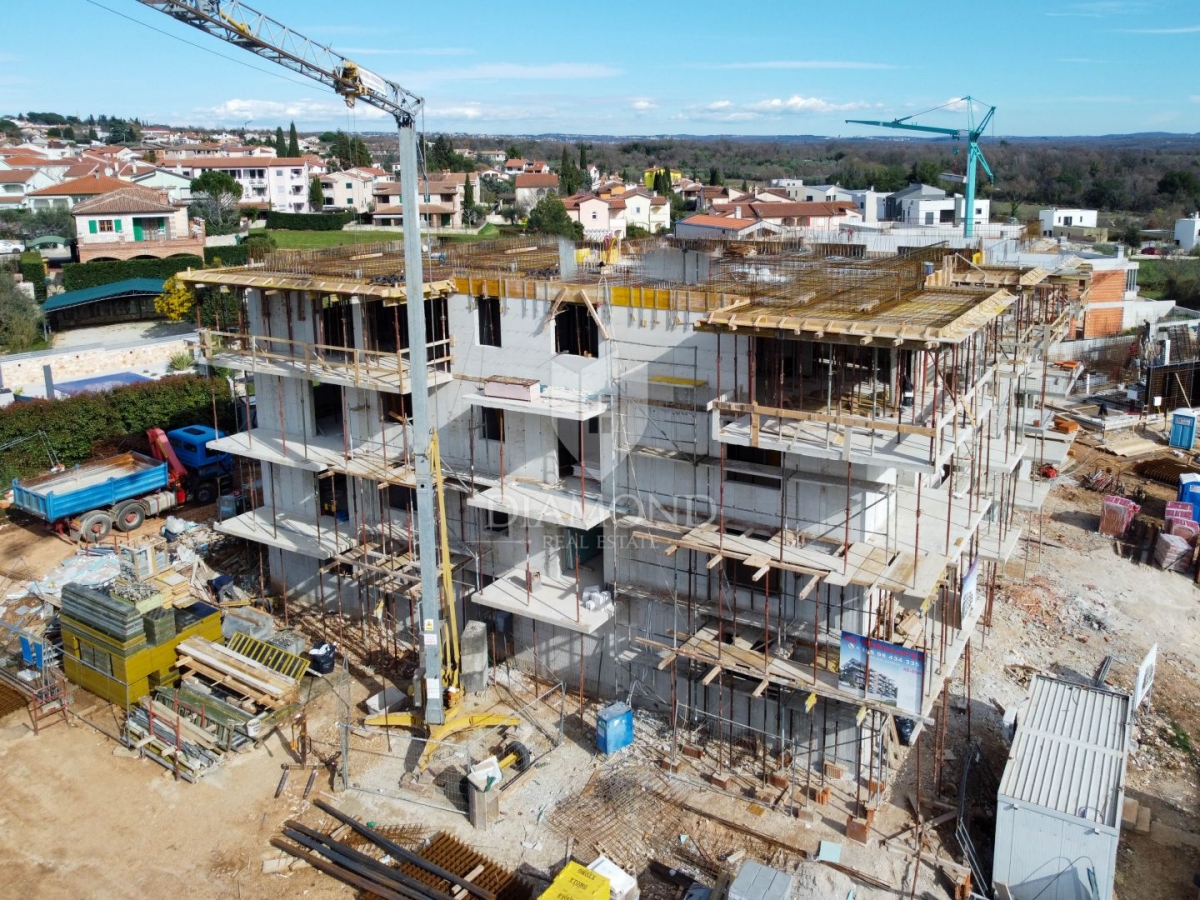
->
194, 481, 217, 505
112, 502, 145, 532
78, 511, 113, 542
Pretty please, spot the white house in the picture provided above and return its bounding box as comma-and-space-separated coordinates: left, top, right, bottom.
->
798, 183, 853, 203
842, 188, 889, 225
130, 167, 195, 205
616, 188, 669, 233
0, 168, 56, 209
768, 178, 805, 200
1174, 213, 1200, 252
1039, 208, 1098, 236
171, 156, 325, 212
675, 213, 777, 240
514, 173, 560, 210
564, 193, 627, 239
889, 183, 989, 227
320, 169, 375, 213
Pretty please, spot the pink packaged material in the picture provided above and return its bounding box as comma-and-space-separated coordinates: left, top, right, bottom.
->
1099, 495, 1139, 537
1155, 532, 1193, 572
1166, 500, 1194, 520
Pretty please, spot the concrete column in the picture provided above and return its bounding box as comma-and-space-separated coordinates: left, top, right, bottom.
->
460, 620, 489, 693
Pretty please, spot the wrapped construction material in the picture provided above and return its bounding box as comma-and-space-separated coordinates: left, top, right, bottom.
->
1166, 500, 1195, 522
1155, 533, 1193, 572
1099, 495, 1138, 537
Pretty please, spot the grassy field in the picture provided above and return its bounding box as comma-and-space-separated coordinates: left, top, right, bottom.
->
266, 229, 404, 250
267, 223, 499, 250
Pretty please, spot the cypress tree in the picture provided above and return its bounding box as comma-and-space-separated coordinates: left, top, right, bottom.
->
287, 121, 300, 157
274, 126, 287, 157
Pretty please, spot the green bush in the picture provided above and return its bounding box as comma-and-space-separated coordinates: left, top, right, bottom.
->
264, 210, 353, 231
19, 251, 45, 302
203, 244, 249, 267
0, 374, 234, 486
62, 256, 204, 292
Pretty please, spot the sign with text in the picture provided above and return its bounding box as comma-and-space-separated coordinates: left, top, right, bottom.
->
961, 558, 981, 620
838, 631, 926, 716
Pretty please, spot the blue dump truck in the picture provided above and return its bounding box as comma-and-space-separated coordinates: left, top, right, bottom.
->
11, 425, 235, 542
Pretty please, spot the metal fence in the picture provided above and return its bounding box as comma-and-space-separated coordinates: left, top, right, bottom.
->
335, 670, 566, 815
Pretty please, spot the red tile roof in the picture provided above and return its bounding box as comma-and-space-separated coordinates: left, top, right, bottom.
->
681, 213, 757, 230
71, 185, 178, 215
0, 168, 39, 184
177, 156, 314, 169
749, 201, 859, 218
28, 173, 133, 197
515, 173, 559, 189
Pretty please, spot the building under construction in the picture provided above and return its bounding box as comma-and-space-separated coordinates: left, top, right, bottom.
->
180, 236, 1074, 814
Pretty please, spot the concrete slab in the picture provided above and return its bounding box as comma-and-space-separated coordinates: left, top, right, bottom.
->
215, 509, 357, 560
471, 568, 613, 634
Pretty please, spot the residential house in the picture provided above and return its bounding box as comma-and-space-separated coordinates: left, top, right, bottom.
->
371, 171, 481, 228
674, 213, 776, 239
130, 167, 195, 205
797, 183, 853, 203
1039, 207, 1101, 240
0, 168, 56, 210
514, 173, 560, 210
504, 158, 551, 176
159, 143, 277, 160
613, 188, 670, 233
741, 201, 863, 231
26, 173, 137, 210
1174, 213, 1200, 252
563, 193, 627, 239
696, 185, 748, 211
0, 153, 73, 183
887, 183, 989, 227
842, 188, 888, 225
170, 156, 324, 212
768, 178, 805, 200
320, 169, 375, 213
71, 185, 204, 263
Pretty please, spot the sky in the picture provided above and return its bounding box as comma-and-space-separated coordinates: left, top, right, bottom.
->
4, 0, 1199, 137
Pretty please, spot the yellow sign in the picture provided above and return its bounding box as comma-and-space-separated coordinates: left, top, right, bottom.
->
423, 618, 435, 633
805, 692, 817, 713
856, 705, 868, 726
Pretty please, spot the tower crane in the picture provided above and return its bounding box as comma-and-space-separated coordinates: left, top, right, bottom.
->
131, 1, 457, 729
847, 97, 996, 239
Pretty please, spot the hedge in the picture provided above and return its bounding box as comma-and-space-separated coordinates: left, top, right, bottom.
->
0, 374, 234, 486
62, 256, 204, 292
19, 251, 45, 302
204, 244, 249, 267
265, 210, 353, 231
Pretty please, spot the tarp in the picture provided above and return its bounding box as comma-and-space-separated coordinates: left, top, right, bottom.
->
41, 278, 165, 313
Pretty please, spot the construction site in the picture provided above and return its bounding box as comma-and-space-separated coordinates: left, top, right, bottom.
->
3, 3, 1200, 900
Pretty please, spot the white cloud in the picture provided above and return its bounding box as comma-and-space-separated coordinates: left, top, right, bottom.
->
713, 60, 894, 70
424, 102, 557, 123
195, 98, 389, 125
1192, 95, 1200, 102
630, 98, 657, 112
943, 97, 969, 112
746, 95, 872, 114
706, 100, 734, 110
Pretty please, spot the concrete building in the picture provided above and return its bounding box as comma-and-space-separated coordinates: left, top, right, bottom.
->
1174, 212, 1200, 252
169, 156, 325, 212
372, 171, 482, 229
767, 178, 805, 200
320, 169, 375, 213
182, 237, 1070, 813
71, 185, 204, 263
888, 183, 989, 227
1039, 207, 1098, 236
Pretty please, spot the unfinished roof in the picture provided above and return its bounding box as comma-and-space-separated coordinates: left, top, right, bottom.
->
695, 247, 1016, 347
998, 675, 1131, 829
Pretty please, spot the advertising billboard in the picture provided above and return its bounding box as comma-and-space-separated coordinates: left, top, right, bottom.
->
838, 631, 926, 715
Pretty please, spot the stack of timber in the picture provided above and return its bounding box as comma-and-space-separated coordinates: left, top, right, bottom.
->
175, 636, 304, 709
126, 694, 224, 781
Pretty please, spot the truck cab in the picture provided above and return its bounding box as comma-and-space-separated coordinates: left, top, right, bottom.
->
166, 425, 234, 503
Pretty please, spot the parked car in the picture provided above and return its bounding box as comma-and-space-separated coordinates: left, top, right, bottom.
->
0, 240, 24, 254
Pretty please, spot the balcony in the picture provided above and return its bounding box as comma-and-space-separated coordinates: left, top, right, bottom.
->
199, 329, 453, 395
471, 562, 613, 635
215, 508, 357, 560
208, 428, 414, 485
77, 226, 206, 263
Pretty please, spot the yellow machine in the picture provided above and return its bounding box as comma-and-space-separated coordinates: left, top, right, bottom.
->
363, 433, 517, 768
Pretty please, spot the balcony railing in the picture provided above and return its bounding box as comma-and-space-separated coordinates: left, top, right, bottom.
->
200, 329, 452, 394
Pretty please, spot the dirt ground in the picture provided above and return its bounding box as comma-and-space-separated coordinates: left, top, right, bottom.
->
0, 442, 1198, 899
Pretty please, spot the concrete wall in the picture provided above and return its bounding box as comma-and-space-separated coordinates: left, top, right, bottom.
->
0, 335, 195, 392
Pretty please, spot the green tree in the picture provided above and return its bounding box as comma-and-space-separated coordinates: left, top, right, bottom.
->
308, 175, 325, 211
1158, 169, 1200, 200
499, 205, 521, 225
273, 126, 287, 157
189, 170, 244, 234
708, 166, 723, 186
558, 146, 582, 196
429, 134, 455, 171
331, 131, 372, 169
505, 144, 522, 160
287, 121, 300, 157
241, 231, 277, 258
85, 126, 98, 142
578, 143, 588, 171
740, 179, 749, 192
526, 195, 582, 239
462, 178, 482, 226
908, 159, 942, 185
0, 273, 44, 352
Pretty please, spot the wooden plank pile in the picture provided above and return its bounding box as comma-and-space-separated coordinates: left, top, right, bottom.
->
175, 637, 301, 710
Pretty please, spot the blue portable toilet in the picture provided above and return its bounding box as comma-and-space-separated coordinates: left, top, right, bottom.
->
1170, 408, 1198, 450
1179, 473, 1200, 521
596, 701, 634, 754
